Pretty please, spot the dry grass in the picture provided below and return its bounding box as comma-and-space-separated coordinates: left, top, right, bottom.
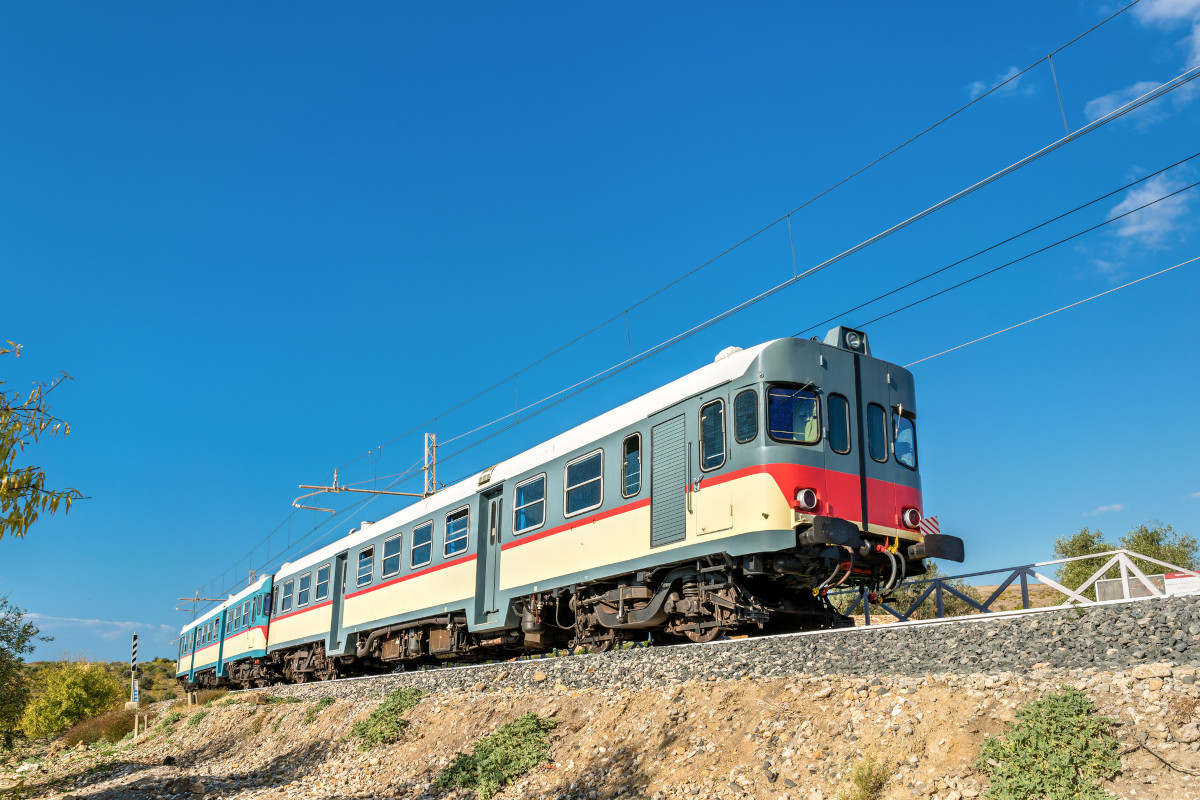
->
61, 708, 155, 747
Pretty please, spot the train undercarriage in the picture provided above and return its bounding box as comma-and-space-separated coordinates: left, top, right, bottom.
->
182, 521, 963, 690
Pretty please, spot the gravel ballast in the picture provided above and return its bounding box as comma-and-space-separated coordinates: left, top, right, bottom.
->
265, 593, 1200, 703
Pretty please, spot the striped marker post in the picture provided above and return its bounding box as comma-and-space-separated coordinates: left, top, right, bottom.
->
130, 632, 138, 707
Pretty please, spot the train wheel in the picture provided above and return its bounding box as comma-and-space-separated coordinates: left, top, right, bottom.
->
681, 624, 722, 643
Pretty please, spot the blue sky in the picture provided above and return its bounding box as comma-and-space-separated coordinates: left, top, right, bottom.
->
3, 1, 1198, 661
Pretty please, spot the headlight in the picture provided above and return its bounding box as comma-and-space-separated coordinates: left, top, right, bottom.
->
902, 507, 921, 529
794, 488, 818, 511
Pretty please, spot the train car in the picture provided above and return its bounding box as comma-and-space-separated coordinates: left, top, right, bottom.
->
213, 327, 963, 683
177, 576, 273, 688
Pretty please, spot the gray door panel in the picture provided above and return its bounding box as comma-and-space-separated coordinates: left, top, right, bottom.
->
651, 414, 687, 547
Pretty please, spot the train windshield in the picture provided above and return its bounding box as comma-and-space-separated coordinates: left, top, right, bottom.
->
767, 386, 820, 444
893, 413, 917, 469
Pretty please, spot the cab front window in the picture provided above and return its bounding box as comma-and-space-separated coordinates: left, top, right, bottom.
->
893, 413, 917, 470
767, 386, 820, 444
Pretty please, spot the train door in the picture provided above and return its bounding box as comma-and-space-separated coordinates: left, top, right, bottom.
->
328, 552, 349, 655
820, 353, 864, 527
477, 485, 504, 623
856, 356, 895, 533
650, 414, 687, 547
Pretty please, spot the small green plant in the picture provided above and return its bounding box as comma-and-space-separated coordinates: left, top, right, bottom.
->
836, 750, 894, 800
303, 697, 335, 725
261, 695, 301, 705
350, 688, 423, 750
186, 710, 209, 728
156, 711, 185, 730
435, 713, 557, 799
976, 685, 1120, 800
245, 715, 264, 738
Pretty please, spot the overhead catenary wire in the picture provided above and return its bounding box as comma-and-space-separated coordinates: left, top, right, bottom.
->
903, 256, 1200, 367
324, 0, 1149, 476
792, 149, 1200, 339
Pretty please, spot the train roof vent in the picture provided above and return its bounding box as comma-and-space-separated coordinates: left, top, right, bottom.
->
714, 346, 743, 362
823, 326, 871, 356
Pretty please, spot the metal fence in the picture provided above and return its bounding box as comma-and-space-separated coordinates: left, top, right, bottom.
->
831, 549, 1199, 625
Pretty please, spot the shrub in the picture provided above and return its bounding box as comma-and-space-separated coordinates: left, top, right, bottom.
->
194, 689, 228, 706
20, 659, 122, 738
303, 697, 335, 725
435, 713, 557, 799
836, 750, 894, 800
976, 686, 1120, 800
350, 688, 423, 750
61, 708, 149, 747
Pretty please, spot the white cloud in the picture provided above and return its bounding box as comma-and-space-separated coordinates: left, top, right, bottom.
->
25, 613, 176, 643
1106, 173, 1193, 247
1131, 0, 1200, 28
1191, 491, 1200, 498
1083, 81, 1167, 126
1084, 503, 1126, 516
967, 66, 1035, 101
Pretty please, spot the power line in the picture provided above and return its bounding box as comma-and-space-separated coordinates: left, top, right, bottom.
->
325, 0, 1150, 474
904, 256, 1200, 367
793, 149, 1200, 339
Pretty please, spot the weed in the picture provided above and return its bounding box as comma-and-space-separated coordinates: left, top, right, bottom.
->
261, 696, 301, 705
62, 708, 151, 747
1168, 694, 1198, 726
156, 711, 185, 730
186, 710, 209, 728
271, 716, 284, 735
2, 777, 24, 800
303, 697, 335, 726
194, 689, 228, 706
836, 751, 894, 800
351, 688, 423, 750
976, 685, 1120, 800
435, 713, 557, 799
245, 716, 264, 739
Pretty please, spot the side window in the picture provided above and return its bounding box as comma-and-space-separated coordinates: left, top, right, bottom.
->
281, 580, 294, 613
621, 435, 641, 498
867, 403, 888, 463
297, 573, 311, 607
767, 386, 821, 444
357, 546, 375, 587
315, 566, 330, 601
411, 522, 433, 567
828, 394, 851, 455
700, 400, 726, 470
241, 600, 250, 628
565, 450, 603, 516
263, 592, 272, 618
445, 508, 469, 557
513, 475, 546, 534
253, 594, 261, 621
383, 534, 402, 577
225, 610, 234, 633
734, 390, 758, 443
893, 413, 917, 470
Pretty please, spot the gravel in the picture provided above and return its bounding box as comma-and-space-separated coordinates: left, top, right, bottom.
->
259, 593, 1200, 703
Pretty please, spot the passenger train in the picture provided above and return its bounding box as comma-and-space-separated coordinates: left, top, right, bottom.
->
177, 327, 964, 688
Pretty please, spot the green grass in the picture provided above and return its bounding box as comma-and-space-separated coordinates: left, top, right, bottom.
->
976, 685, 1120, 800
186, 710, 209, 728
350, 688, 423, 750
156, 711, 185, 730
435, 713, 557, 799
303, 697, 335, 725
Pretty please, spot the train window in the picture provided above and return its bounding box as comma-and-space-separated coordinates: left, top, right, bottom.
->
734, 390, 757, 444
828, 394, 851, 454
241, 599, 251, 628
411, 522, 433, 567
315, 566, 330, 601
357, 546, 375, 587
263, 591, 272, 617
565, 450, 603, 517
621, 435, 641, 497
445, 508, 470, 557
700, 400, 726, 470
867, 404, 888, 463
768, 386, 821, 444
382, 534, 403, 577
513, 475, 546, 534
297, 573, 311, 607
281, 580, 294, 613
225, 610, 234, 634
893, 413, 917, 470
253, 595, 261, 621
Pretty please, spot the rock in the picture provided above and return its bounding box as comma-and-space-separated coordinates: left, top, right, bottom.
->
472, 682, 487, 692
812, 687, 834, 699
1130, 663, 1172, 679
533, 671, 548, 682
1175, 723, 1200, 744
163, 755, 177, 766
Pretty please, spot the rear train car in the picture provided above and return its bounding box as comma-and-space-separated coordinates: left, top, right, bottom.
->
177, 576, 273, 689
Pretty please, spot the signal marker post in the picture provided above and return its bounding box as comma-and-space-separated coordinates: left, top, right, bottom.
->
127, 632, 139, 710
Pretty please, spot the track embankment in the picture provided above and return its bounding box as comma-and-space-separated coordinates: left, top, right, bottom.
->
5, 594, 1200, 800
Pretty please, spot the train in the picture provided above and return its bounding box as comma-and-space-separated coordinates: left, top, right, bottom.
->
177, 327, 964, 688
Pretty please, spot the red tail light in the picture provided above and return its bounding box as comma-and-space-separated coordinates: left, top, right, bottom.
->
902, 507, 921, 529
